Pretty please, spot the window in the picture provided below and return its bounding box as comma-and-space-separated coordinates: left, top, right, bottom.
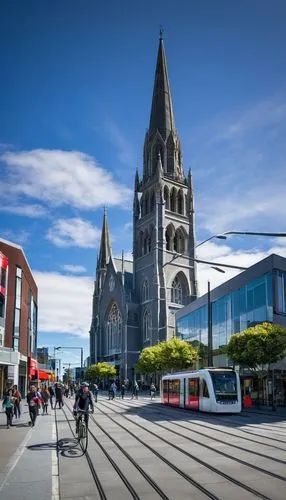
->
277, 270, 286, 314
201, 380, 209, 398
142, 280, 149, 302
0, 296, 4, 318
188, 379, 198, 397
16, 267, 22, 278
106, 303, 122, 354
171, 276, 183, 304
164, 186, 170, 210
13, 337, 19, 351
0, 267, 6, 289
143, 309, 151, 341
14, 308, 20, 335
178, 191, 184, 215
15, 276, 22, 308
170, 188, 176, 212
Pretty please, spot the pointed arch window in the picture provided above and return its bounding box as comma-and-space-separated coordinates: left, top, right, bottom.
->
170, 188, 176, 212
178, 191, 184, 215
142, 280, 149, 302
171, 277, 183, 305
143, 309, 152, 341
164, 186, 170, 210
106, 303, 122, 354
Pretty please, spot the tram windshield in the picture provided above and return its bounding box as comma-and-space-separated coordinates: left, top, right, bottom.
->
210, 371, 238, 401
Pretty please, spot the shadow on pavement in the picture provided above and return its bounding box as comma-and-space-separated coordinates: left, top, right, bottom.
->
27, 438, 85, 458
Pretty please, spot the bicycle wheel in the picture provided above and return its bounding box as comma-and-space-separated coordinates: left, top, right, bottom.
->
79, 421, 88, 453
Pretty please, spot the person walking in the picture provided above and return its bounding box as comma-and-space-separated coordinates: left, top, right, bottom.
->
150, 383, 156, 400
27, 385, 41, 427
55, 383, 63, 409
2, 390, 15, 428
120, 383, 126, 399
131, 381, 139, 400
48, 385, 55, 409
41, 386, 50, 415
12, 385, 22, 419
93, 383, 99, 403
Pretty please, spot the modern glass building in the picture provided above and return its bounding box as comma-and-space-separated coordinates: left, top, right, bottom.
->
176, 254, 286, 370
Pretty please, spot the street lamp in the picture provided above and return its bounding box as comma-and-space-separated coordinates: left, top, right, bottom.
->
197, 230, 286, 248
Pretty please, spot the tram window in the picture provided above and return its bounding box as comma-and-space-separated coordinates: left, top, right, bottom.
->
169, 379, 180, 394
188, 379, 198, 396
202, 380, 209, 398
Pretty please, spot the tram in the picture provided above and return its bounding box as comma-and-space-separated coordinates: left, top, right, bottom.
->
161, 368, 241, 413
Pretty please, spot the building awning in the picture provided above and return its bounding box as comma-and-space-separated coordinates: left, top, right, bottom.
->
38, 370, 50, 380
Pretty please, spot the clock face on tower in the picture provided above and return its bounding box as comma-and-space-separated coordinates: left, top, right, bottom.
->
109, 275, 115, 292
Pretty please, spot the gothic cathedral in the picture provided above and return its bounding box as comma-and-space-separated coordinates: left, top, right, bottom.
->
89, 35, 197, 380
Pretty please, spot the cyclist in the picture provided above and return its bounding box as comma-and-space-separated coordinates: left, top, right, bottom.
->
73, 382, 94, 433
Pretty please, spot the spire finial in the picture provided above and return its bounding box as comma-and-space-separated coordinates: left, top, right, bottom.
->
103, 205, 107, 215
159, 26, 164, 40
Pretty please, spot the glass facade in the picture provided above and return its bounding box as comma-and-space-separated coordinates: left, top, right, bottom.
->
177, 272, 273, 356
276, 270, 286, 314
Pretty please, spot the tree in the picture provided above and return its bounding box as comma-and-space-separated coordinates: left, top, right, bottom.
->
159, 337, 198, 372
135, 344, 163, 374
85, 362, 116, 383
135, 337, 198, 375
226, 322, 286, 404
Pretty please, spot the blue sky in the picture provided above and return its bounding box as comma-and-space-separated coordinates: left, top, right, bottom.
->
1, 1, 286, 370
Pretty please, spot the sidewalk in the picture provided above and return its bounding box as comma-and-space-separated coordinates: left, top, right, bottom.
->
0, 406, 58, 500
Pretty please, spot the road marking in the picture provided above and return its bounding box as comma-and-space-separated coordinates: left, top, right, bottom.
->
51, 419, 59, 500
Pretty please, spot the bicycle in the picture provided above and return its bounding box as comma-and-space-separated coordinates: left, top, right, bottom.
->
74, 409, 90, 453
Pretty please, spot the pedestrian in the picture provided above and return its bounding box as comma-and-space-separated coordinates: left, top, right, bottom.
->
55, 383, 63, 408
48, 385, 54, 409
27, 385, 41, 427
2, 390, 15, 428
12, 385, 22, 419
131, 381, 139, 399
120, 383, 126, 399
111, 381, 117, 399
93, 383, 99, 403
150, 383, 156, 400
41, 386, 50, 415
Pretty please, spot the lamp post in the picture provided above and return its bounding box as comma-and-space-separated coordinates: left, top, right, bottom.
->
54, 346, 84, 368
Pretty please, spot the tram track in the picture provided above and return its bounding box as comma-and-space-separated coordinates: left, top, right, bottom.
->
96, 400, 277, 500
63, 404, 161, 500
113, 399, 286, 464
57, 406, 107, 500
135, 399, 286, 446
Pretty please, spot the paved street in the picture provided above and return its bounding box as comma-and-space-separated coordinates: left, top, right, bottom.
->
1, 396, 286, 499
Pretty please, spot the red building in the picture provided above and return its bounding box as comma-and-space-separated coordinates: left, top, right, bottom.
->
0, 238, 38, 397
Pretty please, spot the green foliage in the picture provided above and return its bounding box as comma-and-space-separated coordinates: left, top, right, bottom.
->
226, 322, 286, 369
85, 362, 116, 382
135, 337, 199, 374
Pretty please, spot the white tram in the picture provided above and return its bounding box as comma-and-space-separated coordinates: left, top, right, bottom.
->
161, 368, 241, 413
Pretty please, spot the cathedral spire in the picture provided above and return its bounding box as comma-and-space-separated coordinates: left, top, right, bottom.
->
149, 35, 175, 140
97, 208, 111, 270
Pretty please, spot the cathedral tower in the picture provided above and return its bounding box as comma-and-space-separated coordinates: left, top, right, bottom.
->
133, 34, 197, 345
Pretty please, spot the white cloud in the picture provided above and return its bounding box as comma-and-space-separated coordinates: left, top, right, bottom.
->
0, 203, 48, 218
196, 240, 286, 295
0, 149, 132, 210
34, 271, 94, 338
46, 218, 101, 248
62, 264, 87, 274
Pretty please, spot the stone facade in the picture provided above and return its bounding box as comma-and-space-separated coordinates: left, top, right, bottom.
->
89, 36, 197, 380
